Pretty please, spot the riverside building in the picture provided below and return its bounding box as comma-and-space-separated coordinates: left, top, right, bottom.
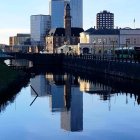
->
79, 28, 140, 55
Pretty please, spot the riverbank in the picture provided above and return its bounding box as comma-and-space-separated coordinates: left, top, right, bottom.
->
0, 61, 30, 112
0, 61, 29, 94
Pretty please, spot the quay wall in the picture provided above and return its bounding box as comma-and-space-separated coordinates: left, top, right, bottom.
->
62, 55, 140, 80
5, 53, 140, 80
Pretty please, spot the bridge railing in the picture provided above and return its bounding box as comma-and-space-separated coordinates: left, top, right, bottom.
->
64, 54, 140, 64
3, 52, 140, 64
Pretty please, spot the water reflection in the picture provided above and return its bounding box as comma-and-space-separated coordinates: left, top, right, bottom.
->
1, 59, 140, 137
5, 59, 33, 67
30, 74, 83, 132
0, 75, 30, 113
28, 71, 140, 132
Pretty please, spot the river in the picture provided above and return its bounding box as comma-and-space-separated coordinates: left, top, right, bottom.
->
0, 59, 140, 140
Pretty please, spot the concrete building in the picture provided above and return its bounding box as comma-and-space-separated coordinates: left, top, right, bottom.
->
79, 28, 119, 55
46, 3, 83, 53
9, 34, 30, 46
120, 28, 140, 49
9, 36, 16, 46
79, 28, 140, 55
96, 10, 114, 29
30, 15, 51, 49
9, 33, 31, 52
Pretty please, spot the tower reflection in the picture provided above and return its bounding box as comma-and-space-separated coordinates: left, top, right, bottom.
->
29, 71, 140, 132
61, 74, 83, 132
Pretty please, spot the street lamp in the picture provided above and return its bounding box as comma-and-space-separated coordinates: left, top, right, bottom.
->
94, 43, 96, 55
126, 39, 130, 58
103, 41, 105, 58
102, 39, 106, 58
110, 40, 117, 57
92, 39, 96, 55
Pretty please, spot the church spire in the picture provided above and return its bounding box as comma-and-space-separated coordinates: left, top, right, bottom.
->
64, 3, 71, 45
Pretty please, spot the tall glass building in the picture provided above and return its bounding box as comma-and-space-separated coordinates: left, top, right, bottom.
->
50, 0, 83, 28
30, 15, 51, 46
70, 0, 83, 28
49, 0, 66, 28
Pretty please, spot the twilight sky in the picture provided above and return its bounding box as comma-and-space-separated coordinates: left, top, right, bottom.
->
0, 0, 139, 44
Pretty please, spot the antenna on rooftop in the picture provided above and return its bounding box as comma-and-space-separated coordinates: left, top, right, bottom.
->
134, 18, 135, 29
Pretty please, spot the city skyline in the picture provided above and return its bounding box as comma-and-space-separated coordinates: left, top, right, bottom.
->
0, 0, 139, 44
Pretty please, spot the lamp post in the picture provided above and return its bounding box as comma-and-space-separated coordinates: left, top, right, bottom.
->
126, 39, 130, 59
102, 41, 105, 58
110, 40, 117, 57
92, 39, 96, 55
102, 39, 106, 58
94, 43, 96, 55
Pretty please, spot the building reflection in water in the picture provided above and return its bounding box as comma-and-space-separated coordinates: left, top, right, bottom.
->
46, 74, 66, 112
61, 75, 83, 132
30, 73, 83, 132
30, 75, 48, 97
79, 79, 113, 101
5, 59, 33, 67
29, 72, 140, 132
79, 78, 140, 106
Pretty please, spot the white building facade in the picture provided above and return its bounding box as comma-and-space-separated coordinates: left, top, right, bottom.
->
79, 28, 140, 55
120, 29, 140, 49
79, 28, 119, 55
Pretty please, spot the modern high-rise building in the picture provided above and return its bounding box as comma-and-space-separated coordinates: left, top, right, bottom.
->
49, 0, 83, 28
70, 0, 83, 28
30, 15, 51, 47
96, 10, 114, 29
49, 0, 66, 28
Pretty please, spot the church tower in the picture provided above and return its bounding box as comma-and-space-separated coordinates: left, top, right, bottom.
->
64, 3, 71, 45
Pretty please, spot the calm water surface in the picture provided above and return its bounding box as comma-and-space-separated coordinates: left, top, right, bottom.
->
0, 71, 140, 140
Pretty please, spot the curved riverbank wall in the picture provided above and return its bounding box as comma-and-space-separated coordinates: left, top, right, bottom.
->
4, 53, 140, 80
63, 55, 140, 81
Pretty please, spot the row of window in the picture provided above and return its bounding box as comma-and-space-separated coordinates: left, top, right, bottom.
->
97, 19, 114, 21
97, 14, 114, 17
92, 38, 138, 45
97, 21, 114, 23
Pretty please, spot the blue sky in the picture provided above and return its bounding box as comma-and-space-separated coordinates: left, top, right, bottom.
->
0, 0, 140, 44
